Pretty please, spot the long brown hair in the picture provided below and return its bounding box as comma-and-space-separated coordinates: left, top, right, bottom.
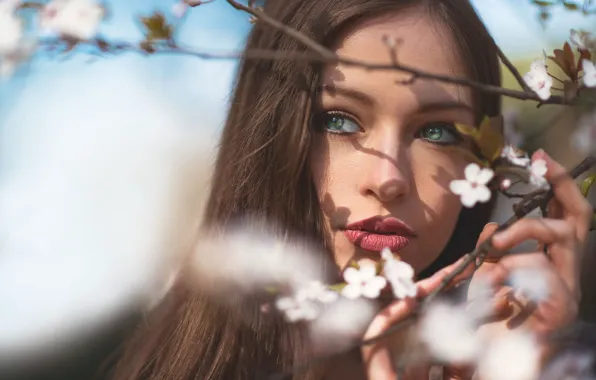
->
106, 0, 501, 379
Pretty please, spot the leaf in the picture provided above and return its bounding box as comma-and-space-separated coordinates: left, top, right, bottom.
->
18, 2, 44, 9
454, 123, 478, 138
264, 285, 279, 294
563, 42, 578, 79
476, 116, 505, 163
579, 174, 596, 197
140, 12, 173, 41
578, 49, 592, 72
591, 213, 596, 231
549, 50, 569, 77
562, 1, 580, 10
329, 283, 347, 292
532, 0, 554, 5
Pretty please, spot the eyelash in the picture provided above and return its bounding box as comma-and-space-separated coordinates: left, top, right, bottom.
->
317, 110, 463, 146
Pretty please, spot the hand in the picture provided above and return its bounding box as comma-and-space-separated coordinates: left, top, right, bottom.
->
361, 256, 475, 380
460, 151, 592, 378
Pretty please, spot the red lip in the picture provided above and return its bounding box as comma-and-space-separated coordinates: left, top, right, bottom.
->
343, 216, 415, 252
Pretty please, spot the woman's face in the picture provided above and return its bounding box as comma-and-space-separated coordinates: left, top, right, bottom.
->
311, 8, 475, 274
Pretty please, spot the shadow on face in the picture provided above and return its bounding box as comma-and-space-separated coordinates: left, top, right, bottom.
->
310, 6, 477, 274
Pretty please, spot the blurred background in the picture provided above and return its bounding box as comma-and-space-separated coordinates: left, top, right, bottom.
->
0, 0, 595, 379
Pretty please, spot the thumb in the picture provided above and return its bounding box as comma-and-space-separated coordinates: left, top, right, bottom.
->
476, 222, 499, 249
476, 222, 503, 263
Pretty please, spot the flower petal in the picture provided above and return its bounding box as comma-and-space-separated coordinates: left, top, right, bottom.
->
475, 186, 492, 203
464, 163, 480, 182
359, 263, 377, 280
476, 168, 495, 185
362, 277, 386, 299
461, 192, 478, 208
450, 179, 471, 196
394, 261, 415, 279
341, 284, 361, 299
275, 296, 296, 311
343, 267, 361, 284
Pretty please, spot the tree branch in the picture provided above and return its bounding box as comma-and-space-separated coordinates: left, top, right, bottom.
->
271, 154, 596, 380
225, 0, 565, 105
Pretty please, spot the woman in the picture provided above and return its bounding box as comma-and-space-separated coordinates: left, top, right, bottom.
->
106, 0, 593, 379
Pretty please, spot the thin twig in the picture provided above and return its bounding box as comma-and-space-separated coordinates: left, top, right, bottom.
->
224, 0, 565, 105
271, 154, 596, 380
492, 36, 532, 93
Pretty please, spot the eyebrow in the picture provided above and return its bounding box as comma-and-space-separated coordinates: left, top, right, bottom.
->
319, 84, 473, 113
319, 84, 374, 105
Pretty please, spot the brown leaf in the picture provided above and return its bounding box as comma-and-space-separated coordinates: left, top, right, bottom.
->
563, 42, 577, 79
549, 49, 568, 77
140, 12, 173, 41
476, 116, 505, 163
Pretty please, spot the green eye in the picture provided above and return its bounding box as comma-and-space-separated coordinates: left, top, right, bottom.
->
418, 122, 461, 145
321, 112, 361, 134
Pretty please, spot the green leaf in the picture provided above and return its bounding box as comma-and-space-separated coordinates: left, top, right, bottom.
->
264, 285, 279, 294
328, 283, 347, 292
579, 174, 596, 197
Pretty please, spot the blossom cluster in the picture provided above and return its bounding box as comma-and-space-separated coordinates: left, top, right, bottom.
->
449, 144, 549, 208
0, 0, 105, 78
523, 29, 596, 101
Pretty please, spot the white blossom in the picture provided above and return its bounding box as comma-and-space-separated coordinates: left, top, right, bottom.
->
275, 295, 318, 322
478, 331, 540, 380
192, 227, 323, 294
0, 0, 32, 80
523, 58, 552, 100
572, 111, 596, 154
581, 59, 596, 88
172, 1, 188, 18
341, 264, 387, 299
0, 3, 22, 56
508, 268, 549, 302
449, 163, 494, 208
529, 159, 549, 189
381, 248, 417, 299
295, 280, 338, 304
419, 301, 481, 363
570, 29, 595, 50
500, 178, 512, 190
309, 297, 377, 353
274, 281, 338, 322
39, 0, 104, 41
501, 145, 531, 167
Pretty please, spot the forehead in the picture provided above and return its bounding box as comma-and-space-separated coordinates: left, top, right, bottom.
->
323, 8, 471, 108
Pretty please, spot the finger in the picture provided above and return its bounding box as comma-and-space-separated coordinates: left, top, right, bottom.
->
366, 255, 474, 338
476, 222, 502, 262
481, 253, 552, 286
492, 219, 578, 291
534, 150, 592, 241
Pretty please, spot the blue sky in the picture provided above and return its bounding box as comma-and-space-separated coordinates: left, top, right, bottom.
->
1, 0, 596, 142
0, 0, 595, 360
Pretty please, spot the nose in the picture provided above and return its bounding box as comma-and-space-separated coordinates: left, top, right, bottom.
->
359, 135, 411, 203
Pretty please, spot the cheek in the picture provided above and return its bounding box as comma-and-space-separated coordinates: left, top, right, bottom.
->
411, 144, 465, 260
310, 136, 356, 221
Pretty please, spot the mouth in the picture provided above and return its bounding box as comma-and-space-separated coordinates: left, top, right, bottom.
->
342, 216, 415, 253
